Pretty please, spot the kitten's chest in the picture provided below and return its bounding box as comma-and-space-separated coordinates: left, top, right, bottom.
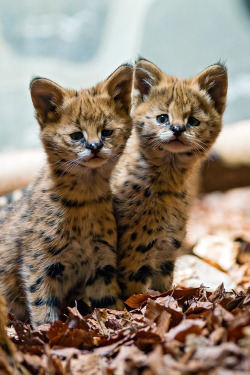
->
116, 180, 188, 243
66, 204, 116, 246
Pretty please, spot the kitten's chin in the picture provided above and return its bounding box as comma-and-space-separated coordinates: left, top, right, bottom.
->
163, 140, 191, 153
84, 157, 106, 168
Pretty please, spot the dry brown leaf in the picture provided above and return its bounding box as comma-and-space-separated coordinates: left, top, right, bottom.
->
185, 300, 214, 316
165, 319, 206, 343
144, 299, 171, 340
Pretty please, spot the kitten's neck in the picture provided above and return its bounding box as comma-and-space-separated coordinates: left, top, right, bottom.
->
133, 131, 201, 190
45, 160, 112, 201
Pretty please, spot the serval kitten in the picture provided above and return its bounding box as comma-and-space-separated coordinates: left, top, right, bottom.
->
0, 65, 133, 326
112, 59, 228, 299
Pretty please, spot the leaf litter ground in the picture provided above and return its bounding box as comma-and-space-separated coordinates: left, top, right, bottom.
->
1, 187, 250, 375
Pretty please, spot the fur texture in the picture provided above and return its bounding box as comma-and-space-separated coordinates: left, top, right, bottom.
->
0, 65, 133, 326
111, 59, 228, 299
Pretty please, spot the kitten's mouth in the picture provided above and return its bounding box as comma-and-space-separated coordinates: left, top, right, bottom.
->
84, 154, 106, 168
163, 136, 191, 153
169, 139, 184, 145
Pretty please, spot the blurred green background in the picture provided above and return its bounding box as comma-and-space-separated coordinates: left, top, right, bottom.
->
0, 0, 250, 151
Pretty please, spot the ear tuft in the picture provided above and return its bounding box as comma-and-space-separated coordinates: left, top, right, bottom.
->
194, 64, 228, 115
134, 59, 163, 105
30, 78, 65, 126
103, 65, 133, 115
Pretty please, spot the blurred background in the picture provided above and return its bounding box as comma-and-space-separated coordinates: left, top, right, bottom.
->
0, 0, 250, 151
0, 0, 250, 196
0, 0, 249, 293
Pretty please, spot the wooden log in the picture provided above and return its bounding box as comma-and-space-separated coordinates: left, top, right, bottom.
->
200, 120, 250, 193
0, 149, 45, 196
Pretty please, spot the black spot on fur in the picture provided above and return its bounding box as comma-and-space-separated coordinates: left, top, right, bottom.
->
95, 239, 116, 253
160, 261, 174, 275
46, 263, 65, 278
86, 265, 116, 286
53, 169, 68, 177
129, 265, 153, 284
136, 239, 157, 253
61, 198, 85, 208
50, 193, 60, 202
133, 184, 141, 191
29, 276, 44, 293
33, 298, 46, 306
45, 236, 53, 243
46, 296, 61, 307
144, 188, 151, 197
172, 239, 182, 249
48, 242, 70, 256
130, 232, 137, 241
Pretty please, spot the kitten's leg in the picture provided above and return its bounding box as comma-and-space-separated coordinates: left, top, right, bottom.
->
0, 279, 29, 322
85, 240, 123, 310
25, 281, 63, 327
118, 256, 154, 300
150, 260, 175, 293
23, 261, 67, 327
0, 254, 29, 322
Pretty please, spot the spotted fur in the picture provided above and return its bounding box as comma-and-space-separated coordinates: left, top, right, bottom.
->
0, 65, 133, 326
111, 59, 228, 299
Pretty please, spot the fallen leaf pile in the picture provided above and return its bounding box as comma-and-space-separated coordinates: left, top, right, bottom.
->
0, 186, 249, 374
0, 285, 249, 374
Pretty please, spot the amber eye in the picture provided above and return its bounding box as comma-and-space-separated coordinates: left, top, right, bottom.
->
70, 132, 84, 141
188, 116, 200, 126
156, 114, 169, 124
101, 129, 113, 137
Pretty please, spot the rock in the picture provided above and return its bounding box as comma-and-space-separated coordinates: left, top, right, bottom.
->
173, 255, 236, 291
192, 235, 240, 271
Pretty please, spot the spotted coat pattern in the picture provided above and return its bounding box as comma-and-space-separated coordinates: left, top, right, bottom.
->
111, 59, 228, 299
0, 65, 133, 326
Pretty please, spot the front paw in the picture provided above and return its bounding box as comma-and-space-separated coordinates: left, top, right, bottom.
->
108, 298, 124, 311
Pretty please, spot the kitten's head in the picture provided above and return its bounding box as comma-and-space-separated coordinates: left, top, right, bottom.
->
30, 64, 133, 173
133, 59, 228, 160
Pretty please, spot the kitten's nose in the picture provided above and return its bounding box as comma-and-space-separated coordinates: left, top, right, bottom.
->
169, 124, 186, 137
85, 140, 103, 153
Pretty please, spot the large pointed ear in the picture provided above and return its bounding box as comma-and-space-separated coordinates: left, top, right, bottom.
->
30, 78, 65, 127
102, 65, 133, 115
134, 59, 163, 105
194, 64, 228, 115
